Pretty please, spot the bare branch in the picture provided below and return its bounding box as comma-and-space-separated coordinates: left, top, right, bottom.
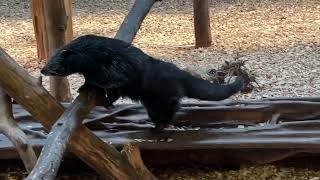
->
0, 88, 37, 172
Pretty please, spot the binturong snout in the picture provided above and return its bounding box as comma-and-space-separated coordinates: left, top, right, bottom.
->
40, 66, 50, 75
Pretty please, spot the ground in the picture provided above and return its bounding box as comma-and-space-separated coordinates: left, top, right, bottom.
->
0, 0, 320, 179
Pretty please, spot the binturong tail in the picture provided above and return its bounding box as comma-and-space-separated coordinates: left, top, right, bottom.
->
184, 75, 245, 101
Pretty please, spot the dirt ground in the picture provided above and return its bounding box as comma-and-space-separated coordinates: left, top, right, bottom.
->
0, 0, 320, 179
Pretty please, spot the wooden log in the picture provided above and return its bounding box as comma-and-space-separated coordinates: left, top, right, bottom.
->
30, 0, 49, 62
31, 0, 73, 102
25, 88, 139, 180
64, 0, 73, 43
0, 88, 37, 172
115, 0, 160, 42
43, 0, 72, 102
121, 144, 158, 180
0, 48, 140, 180
193, 0, 212, 48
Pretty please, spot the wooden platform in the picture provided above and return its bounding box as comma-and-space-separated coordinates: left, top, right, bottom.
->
3, 98, 320, 167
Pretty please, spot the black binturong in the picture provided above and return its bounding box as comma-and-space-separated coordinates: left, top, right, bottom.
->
41, 35, 245, 131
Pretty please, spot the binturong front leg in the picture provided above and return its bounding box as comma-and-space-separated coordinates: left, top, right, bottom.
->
142, 97, 180, 133
78, 82, 119, 110
100, 89, 120, 110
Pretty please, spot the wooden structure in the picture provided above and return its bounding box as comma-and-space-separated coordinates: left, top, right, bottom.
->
0, 98, 319, 167
4, 0, 317, 179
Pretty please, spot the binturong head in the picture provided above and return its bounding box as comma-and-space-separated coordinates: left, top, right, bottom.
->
41, 48, 83, 76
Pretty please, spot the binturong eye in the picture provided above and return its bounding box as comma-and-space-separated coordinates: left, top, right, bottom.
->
60, 49, 76, 58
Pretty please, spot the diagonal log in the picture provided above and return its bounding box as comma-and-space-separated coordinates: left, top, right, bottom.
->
0, 48, 141, 179
25, 88, 141, 180
115, 0, 161, 42
121, 144, 158, 180
0, 88, 37, 172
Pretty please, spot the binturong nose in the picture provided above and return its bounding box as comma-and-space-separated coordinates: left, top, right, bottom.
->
40, 67, 49, 75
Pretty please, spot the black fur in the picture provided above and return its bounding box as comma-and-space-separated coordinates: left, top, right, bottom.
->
41, 35, 245, 131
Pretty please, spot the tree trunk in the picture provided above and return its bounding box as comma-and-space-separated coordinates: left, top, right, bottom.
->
193, 0, 212, 48
121, 144, 158, 180
115, 0, 159, 42
64, 0, 73, 43
31, 0, 73, 102
43, 0, 72, 102
30, 0, 48, 62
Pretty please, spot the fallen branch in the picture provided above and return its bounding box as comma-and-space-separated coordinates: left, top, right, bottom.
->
0, 88, 37, 172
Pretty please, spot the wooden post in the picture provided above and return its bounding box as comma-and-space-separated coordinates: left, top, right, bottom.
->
31, 0, 73, 59
64, 0, 73, 42
31, 0, 72, 102
30, 0, 48, 62
193, 0, 212, 48
44, 0, 72, 102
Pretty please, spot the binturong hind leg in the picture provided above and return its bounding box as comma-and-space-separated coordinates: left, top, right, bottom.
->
142, 97, 180, 132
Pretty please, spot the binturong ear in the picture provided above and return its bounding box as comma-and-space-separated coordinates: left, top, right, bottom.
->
60, 49, 76, 58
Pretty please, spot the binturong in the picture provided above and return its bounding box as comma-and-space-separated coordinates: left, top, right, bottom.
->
41, 35, 245, 131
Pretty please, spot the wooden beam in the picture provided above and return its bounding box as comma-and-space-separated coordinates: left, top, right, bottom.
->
193, 0, 212, 48
121, 144, 158, 180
